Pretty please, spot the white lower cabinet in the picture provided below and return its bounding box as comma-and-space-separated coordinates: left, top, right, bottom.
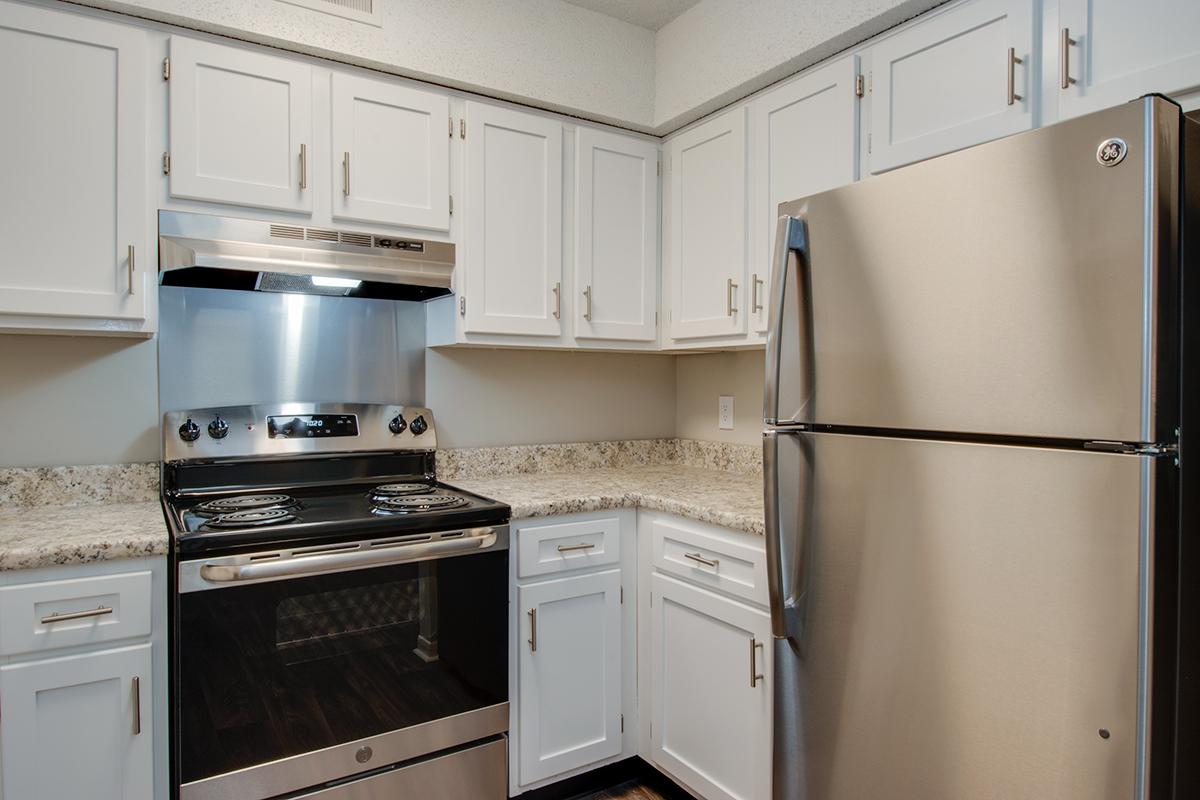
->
649, 573, 772, 800
0, 643, 153, 800
517, 570, 624, 785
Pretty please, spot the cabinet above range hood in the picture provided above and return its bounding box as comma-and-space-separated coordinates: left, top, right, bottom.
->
158, 211, 454, 300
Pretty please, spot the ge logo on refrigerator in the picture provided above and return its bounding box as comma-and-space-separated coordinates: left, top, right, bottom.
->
1096, 138, 1128, 167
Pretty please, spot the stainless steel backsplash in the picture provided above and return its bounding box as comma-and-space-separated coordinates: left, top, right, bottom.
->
158, 287, 426, 413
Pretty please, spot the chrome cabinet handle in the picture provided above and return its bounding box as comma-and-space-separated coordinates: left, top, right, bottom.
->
726, 278, 738, 316
343, 151, 351, 197
750, 638, 764, 687
200, 528, 497, 583
132, 676, 142, 735
41, 605, 113, 625
299, 143, 308, 189
583, 285, 593, 321
528, 608, 537, 652
752, 272, 764, 313
552, 282, 561, 319
557, 542, 595, 553
127, 245, 135, 295
1060, 28, 1077, 89
1007, 47, 1023, 105
684, 551, 719, 569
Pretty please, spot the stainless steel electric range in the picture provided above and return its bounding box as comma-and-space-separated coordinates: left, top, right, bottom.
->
162, 402, 510, 800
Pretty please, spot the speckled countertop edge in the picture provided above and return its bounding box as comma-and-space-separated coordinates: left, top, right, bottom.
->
0, 501, 169, 572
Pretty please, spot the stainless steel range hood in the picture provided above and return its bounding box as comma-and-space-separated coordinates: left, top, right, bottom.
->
158, 211, 454, 300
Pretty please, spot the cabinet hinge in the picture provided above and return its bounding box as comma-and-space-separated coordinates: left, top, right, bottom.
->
460, 118, 466, 139
459, 296, 466, 316
449, 115, 453, 138
1084, 440, 1180, 460
620, 714, 625, 733
162, 152, 171, 176
620, 585, 624, 604
867, 133, 872, 155
162, 57, 170, 81
854, 74, 864, 98
655, 311, 659, 327
868, 71, 873, 93
449, 194, 454, 215
657, 161, 661, 177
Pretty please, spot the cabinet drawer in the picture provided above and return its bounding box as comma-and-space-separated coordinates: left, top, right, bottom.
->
516, 516, 620, 579
650, 517, 767, 606
0, 570, 152, 657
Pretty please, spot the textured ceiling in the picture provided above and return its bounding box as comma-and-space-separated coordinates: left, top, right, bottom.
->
561, 0, 699, 30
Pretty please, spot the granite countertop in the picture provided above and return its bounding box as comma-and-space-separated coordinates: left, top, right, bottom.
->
457, 464, 766, 536
0, 502, 170, 572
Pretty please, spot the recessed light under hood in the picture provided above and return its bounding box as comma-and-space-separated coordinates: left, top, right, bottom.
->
158, 210, 454, 301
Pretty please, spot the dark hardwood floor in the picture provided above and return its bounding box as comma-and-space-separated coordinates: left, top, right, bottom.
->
573, 778, 681, 800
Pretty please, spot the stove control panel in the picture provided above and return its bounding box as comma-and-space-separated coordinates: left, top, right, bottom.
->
164, 403, 436, 462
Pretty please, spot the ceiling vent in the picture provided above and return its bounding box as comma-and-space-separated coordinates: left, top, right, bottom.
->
277, 0, 381, 26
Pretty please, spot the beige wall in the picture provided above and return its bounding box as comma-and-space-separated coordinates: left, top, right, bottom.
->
675, 350, 766, 446
0, 334, 160, 467
425, 348, 676, 448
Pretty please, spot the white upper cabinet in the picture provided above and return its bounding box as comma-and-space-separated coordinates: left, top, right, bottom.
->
649, 573, 771, 800
750, 56, 860, 334
574, 128, 659, 342
870, 0, 1035, 173
1057, 0, 1200, 119
330, 73, 450, 230
0, 643, 153, 800
169, 37, 313, 214
0, 1, 149, 333
462, 102, 564, 336
665, 108, 748, 341
517, 570, 623, 786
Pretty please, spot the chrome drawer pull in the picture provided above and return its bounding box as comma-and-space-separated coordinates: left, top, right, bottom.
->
684, 552, 719, 569
557, 542, 596, 553
41, 605, 113, 624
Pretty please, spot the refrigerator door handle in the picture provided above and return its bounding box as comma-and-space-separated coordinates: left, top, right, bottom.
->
764, 214, 812, 426
764, 430, 809, 642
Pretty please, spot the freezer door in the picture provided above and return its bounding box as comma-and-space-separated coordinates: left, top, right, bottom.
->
765, 97, 1179, 444
764, 430, 1150, 800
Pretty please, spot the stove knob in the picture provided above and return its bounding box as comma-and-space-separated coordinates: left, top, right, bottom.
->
388, 414, 408, 435
207, 415, 229, 439
178, 418, 201, 442
409, 415, 428, 436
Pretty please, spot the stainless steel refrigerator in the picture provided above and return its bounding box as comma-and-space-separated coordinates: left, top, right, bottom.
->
764, 96, 1198, 800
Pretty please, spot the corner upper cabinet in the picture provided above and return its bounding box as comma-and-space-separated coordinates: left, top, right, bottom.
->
330, 73, 450, 230
168, 37, 313, 214
461, 102, 564, 337
749, 56, 860, 335
1057, 0, 1200, 119
0, 1, 150, 334
574, 128, 659, 343
665, 108, 748, 342
869, 0, 1035, 173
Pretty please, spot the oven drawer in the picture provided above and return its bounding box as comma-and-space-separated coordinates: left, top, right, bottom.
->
0, 570, 153, 657
516, 515, 621, 579
650, 515, 767, 606
299, 737, 507, 800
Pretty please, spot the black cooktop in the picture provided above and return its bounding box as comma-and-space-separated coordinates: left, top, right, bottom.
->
166, 478, 509, 557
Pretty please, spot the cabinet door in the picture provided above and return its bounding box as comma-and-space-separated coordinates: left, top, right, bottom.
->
463, 102, 564, 336
169, 37, 313, 214
0, 643, 153, 800
750, 56, 859, 334
518, 570, 622, 785
0, 1, 147, 325
870, 0, 1035, 173
574, 128, 659, 342
331, 73, 450, 230
666, 109, 748, 341
1058, 0, 1200, 119
650, 573, 770, 800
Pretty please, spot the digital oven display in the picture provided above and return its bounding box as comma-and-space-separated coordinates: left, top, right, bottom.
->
266, 414, 360, 439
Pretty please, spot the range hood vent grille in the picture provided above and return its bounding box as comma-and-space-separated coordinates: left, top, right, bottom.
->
269, 224, 304, 240
268, 224, 387, 249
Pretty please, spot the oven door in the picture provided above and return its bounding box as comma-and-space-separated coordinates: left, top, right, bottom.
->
175, 527, 509, 800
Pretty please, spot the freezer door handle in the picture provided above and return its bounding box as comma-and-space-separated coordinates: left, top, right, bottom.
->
763, 430, 809, 642
764, 214, 813, 426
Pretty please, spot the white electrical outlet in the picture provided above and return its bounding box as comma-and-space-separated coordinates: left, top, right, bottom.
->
718, 396, 734, 430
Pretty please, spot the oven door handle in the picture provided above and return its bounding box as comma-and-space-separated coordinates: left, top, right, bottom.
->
198, 527, 499, 584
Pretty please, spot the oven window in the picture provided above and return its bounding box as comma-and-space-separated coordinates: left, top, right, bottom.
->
177, 551, 507, 784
